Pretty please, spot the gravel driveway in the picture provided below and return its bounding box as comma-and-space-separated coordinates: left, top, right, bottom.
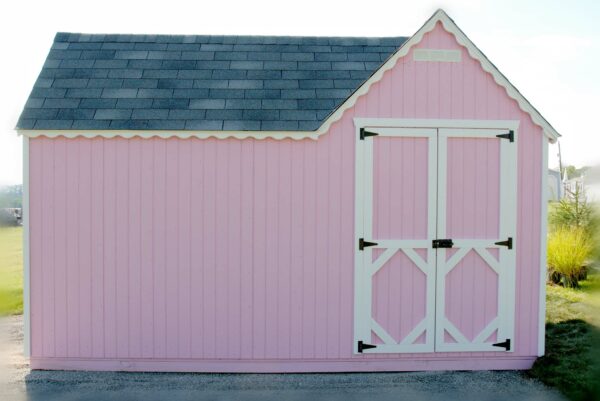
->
0, 315, 565, 401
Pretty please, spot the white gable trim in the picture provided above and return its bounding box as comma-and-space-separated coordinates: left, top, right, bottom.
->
324, 9, 559, 143
17, 9, 559, 142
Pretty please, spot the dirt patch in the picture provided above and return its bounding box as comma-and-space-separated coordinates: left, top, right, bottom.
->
0, 315, 28, 399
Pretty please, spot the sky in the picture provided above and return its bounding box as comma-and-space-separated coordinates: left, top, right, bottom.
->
1, 0, 598, 185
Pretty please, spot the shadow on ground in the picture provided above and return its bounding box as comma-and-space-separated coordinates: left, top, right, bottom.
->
23, 369, 565, 401
529, 319, 600, 401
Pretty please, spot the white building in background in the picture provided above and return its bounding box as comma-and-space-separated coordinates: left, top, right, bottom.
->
582, 166, 600, 203
564, 166, 600, 203
548, 169, 563, 201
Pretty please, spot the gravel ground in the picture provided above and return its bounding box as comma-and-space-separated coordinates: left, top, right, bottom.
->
0, 315, 565, 401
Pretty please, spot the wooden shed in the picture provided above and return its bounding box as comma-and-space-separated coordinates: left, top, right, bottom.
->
17, 10, 559, 372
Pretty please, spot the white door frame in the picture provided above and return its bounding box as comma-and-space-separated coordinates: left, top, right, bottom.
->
354, 119, 519, 355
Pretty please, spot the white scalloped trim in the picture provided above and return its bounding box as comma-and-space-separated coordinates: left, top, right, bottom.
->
17, 129, 319, 140
18, 9, 559, 142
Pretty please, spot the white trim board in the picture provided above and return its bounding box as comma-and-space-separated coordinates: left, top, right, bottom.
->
16, 10, 559, 143
413, 48, 461, 63
22, 136, 31, 357
355, 118, 519, 130
538, 137, 549, 356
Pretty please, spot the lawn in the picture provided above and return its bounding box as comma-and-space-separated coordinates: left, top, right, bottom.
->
529, 272, 600, 401
0, 226, 23, 315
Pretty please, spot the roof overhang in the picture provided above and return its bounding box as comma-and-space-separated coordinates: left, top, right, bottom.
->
17, 9, 560, 143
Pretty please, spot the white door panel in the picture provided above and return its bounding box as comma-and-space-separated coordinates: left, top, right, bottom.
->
354, 123, 517, 354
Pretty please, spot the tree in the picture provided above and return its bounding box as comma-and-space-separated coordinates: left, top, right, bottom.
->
0, 185, 22, 208
550, 183, 598, 234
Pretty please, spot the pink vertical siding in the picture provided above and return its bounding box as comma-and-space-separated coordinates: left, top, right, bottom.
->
444, 137, 502, 342
65, 139, 79, 357
373, 251, 427, 344
446, 138, 501, 240
371, 136, 430, 344
28, 23, 544, 371
373, 137, 429, 240
446, 251, 499, 341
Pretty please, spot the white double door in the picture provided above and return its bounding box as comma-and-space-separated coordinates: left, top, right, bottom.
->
354, 125, 517, 354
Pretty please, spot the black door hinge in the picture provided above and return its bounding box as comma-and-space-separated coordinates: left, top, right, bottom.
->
357, 341, 377, 353
496, 130, 514, 142
358, 238, 378, 251
494, 237, 513, 249
360, 128, 379, 140
432, 239, 454, 248
492, 339, 511, 351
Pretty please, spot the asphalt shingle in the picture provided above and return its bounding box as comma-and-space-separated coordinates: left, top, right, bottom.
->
17, 33, 407, 131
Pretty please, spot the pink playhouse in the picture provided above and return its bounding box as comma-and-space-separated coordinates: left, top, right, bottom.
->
17, 10, 559, 372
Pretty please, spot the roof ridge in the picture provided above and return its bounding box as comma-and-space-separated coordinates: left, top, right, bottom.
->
54, 32, 407, 45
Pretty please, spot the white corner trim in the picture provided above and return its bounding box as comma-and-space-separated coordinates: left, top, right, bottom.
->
538, 137, 549, 356
22, 136, 31, 358
17, 9, 559, 142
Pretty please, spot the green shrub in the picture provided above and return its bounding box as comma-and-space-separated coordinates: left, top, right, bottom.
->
548, 227, 593, 288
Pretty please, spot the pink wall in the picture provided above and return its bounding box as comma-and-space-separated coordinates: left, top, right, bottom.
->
371, 136, 430, 346
444, 137, 501, 342
28, 23, 544, 371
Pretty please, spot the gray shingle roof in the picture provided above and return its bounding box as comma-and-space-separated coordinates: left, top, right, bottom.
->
17, 33, 407, 131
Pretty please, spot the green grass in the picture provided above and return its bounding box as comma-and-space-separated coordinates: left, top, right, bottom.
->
0, 226, 23, 315
529, 273, 600, 401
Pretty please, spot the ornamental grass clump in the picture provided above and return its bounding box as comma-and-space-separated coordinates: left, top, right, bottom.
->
547, 227, 593, 288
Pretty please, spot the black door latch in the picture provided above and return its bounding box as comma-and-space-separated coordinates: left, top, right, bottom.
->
432, 239, 454, 248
